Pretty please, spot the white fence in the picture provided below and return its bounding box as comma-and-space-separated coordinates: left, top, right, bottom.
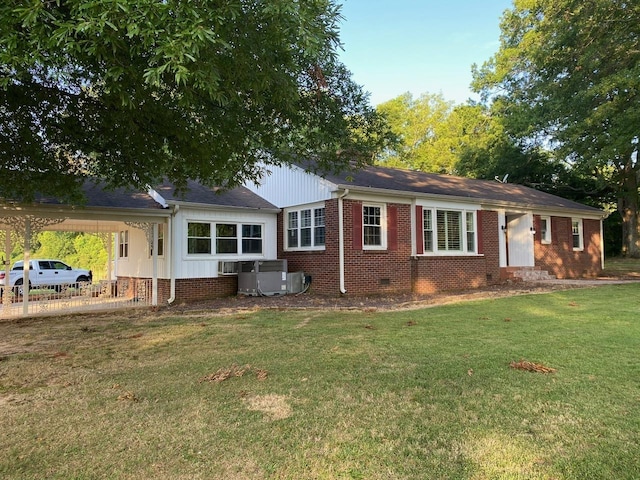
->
0, 279, 153, 319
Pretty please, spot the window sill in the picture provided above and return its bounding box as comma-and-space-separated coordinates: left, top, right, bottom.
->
284, 247, 326, 253
414, 253, 485, 258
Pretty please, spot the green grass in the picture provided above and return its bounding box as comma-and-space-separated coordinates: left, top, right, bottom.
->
1, 285, 640, 479
603, 256, 640, 277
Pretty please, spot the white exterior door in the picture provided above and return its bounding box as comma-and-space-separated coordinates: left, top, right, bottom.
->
507, 214, 534, 267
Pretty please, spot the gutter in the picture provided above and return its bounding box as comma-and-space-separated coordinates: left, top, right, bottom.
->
338, 189, 349, 294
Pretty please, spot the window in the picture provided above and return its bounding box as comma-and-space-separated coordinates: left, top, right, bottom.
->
216, 224, 237, 254
149, 224, 164, 256
540, 216, 551, 244
242, 224, 262, 254
188, 222, 211, 254
437, 210, 462, 251
423, 209, 434, 252
466, 212, 476, 253
314, 208, 326, 246
286, 206, 326, 250
363, 205, 384, 248
119, 230, 129, 258
423, 208, 477, 254
572, 218, 583, 250
187, 221, 263, 255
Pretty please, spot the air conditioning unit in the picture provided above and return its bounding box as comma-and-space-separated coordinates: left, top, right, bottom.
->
218, 261, 238, 275
237, 260, 288, 296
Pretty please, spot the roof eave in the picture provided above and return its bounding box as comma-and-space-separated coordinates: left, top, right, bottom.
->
335, 184, 605, 218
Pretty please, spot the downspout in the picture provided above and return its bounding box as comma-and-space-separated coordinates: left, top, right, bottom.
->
600, 217, 605, 270
338, 189, 349, 294
167, 204, 179, 304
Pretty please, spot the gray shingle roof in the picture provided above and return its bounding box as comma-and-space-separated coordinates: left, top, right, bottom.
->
35, 179, 278, 211
153, 179, 277, 209
317, 164, 602, 213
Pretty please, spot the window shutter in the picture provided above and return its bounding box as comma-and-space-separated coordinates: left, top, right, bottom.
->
534, 215, 541, 243
352, 203, 363, 250
415, 205, 424, 255
388, 205, 398, 251
476, 210, 484, 254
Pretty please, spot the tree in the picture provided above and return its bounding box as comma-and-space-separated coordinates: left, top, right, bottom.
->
472, 0, 640, 256
0, 0, 391, 203
376, 92, 458, 173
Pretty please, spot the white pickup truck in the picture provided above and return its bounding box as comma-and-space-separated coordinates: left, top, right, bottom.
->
0, 259, 92, 293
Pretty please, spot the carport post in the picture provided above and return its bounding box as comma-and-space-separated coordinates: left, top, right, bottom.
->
3, 228, 10, 309
22, 218, 31, 315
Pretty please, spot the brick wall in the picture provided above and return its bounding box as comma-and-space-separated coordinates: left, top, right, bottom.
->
118, 276, 238, 305
279, 201, 504, 296
534, 216, 602, 278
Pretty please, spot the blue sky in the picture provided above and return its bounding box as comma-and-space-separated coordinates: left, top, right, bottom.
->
337, 0, 514, 105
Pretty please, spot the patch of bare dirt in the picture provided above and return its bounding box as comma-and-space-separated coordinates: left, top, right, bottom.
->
163, 281, 591, 317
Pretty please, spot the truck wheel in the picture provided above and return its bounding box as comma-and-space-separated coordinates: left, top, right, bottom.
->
74, 276, 90, 290
13, 279, 30, 297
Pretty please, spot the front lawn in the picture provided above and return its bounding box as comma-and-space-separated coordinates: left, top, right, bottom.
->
1, 285, 639, 479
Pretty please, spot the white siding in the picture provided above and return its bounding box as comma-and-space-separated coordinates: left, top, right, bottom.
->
173, 207, 278, 279
245, 164, 335, 207
115, 223, 169, 279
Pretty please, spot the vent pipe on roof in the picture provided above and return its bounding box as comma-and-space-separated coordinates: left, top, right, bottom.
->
148, 187, 169, 208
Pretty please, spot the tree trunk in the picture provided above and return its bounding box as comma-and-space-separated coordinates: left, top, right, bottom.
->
618, 162, 640, 258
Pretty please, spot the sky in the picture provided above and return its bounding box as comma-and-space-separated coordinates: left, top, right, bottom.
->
337, 0, 514, 105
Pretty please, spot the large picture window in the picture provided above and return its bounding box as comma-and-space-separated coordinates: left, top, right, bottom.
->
286, 206, 326, 250
423, 208, 477, 254
187, 221, 262, 255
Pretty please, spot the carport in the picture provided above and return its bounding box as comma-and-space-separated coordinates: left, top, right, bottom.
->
0, 182, 171, 318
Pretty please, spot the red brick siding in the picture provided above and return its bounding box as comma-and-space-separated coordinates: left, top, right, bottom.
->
118, 276, 238, 304
534, 216, 602, 278
412, 256, 488, 293
411, 210, 502, 294
280, 202, 504, 296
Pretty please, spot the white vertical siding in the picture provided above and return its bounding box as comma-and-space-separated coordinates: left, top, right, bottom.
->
115, 223, 169, 279
173, 207, 278, 279
245, 164, 335, 207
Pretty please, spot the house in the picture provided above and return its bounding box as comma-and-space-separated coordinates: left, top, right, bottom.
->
0, 179, 279, 307
244, 163, 606, 295
1, 164, 605, 310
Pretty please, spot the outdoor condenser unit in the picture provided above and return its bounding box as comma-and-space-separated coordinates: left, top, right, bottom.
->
237, 260, 288, 296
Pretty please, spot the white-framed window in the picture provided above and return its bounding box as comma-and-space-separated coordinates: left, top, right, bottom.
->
149, 224, 164, 257
423, 209, 434, 252
423, 208, 477, 254
286, 206, 326, 250
363, 204, 387, 250
187, 222, 211, 254
540, 216, 551, 244
572, 218, 584, 250
119, 230, 129, 258
187, 221, 263, 255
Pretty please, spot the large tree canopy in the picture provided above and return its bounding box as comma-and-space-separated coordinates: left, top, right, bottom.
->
473, 0, 640, 255
0, 0, 391, 202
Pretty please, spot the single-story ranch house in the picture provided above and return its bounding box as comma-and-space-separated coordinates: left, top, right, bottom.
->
0, 164, 605, 305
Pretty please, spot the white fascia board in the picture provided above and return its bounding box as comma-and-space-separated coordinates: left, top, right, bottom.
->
0, 204, 171, 222
480, 201, 606, 220
166, 200, 280, 214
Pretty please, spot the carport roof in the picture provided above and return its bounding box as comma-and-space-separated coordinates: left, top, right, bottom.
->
32, 179, 278, 211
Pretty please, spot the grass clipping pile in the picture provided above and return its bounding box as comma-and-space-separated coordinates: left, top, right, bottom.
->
510, 359, 557, 374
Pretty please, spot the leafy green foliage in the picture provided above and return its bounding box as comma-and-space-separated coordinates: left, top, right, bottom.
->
0, 0, 392, 202
31, 231, 108, 280
473, 0, 640, 255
